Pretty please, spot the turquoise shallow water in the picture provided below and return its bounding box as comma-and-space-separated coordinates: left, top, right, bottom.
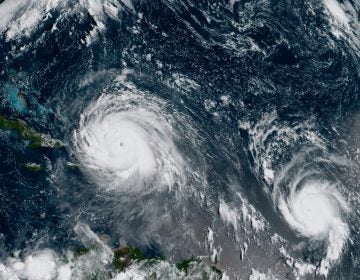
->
6, 84, 27, 113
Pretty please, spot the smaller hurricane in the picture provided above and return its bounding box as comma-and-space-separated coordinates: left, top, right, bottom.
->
274, 153, 350, 276
73, 91, 185, 193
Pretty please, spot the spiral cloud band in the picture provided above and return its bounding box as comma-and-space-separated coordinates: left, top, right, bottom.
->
274, 158, 350, 276
73, 91, 185, 193
278, 179, 349, 239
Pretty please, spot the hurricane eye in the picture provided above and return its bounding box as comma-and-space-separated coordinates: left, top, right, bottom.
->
276, 175, 349, 276
73, 93, 186, 193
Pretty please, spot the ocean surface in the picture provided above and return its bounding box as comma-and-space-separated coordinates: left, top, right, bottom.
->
0, 0, 360, 279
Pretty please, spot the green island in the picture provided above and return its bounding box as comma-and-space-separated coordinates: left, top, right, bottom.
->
24, 162, 46, 172
0, 115, 63, 148
176, 257, 222, 276
74, 245, 223, 279
112, 246, 145, 271
176, 256, 200, 273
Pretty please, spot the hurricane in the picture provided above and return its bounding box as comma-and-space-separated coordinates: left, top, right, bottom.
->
274, 151, 351, 276
73, 90, 186, 193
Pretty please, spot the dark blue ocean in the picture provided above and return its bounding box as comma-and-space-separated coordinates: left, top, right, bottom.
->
0, 0, 360, 279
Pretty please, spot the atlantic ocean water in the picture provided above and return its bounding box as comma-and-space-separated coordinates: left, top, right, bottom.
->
0, 1, 360, 279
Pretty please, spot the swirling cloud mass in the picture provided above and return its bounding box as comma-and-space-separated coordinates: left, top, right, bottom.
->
73, 91, 185, 193
275, 164, 350, 276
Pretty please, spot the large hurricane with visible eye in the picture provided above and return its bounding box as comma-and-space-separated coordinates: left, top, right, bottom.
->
73, 91, 186, 193
280, 180, 347, 238
274, 155, 350, 276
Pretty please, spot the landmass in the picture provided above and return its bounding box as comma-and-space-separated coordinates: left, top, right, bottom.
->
0, 115, 64, 148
